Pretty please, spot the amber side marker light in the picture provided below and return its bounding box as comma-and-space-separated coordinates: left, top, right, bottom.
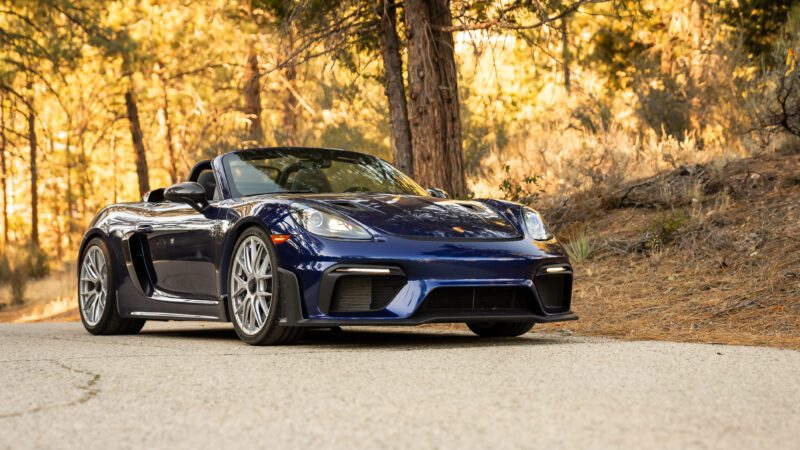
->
271, 235, 291, 244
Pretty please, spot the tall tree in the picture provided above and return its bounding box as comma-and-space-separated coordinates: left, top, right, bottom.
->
561, 15, 571, 94
0, 95, 8, 245
378, 0, 413, 175
27, 79, 38, 246
123, 63, 150, 197
158, 74, 179, 184
282, 28, 299, 145
405, 0, 466, 196
243, 48, 265, 144
689, 0, 705, 132
241, 1, 267, 145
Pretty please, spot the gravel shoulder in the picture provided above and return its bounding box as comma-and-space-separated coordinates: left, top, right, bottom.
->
1, 322, 798, 449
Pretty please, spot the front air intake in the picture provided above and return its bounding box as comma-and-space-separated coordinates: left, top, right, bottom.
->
330, 276, 405, 313
416, 287, 537, 315
534, 268, 572, 313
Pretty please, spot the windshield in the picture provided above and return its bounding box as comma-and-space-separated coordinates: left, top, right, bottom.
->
222, 148, 429, 198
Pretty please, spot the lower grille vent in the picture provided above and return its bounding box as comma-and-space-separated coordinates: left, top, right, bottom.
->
330, 276, 405, 313
417, 287, 536, 314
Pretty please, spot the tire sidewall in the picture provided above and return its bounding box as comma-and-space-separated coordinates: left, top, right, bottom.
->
227, 227, 281, 344
78, 238, 116, 335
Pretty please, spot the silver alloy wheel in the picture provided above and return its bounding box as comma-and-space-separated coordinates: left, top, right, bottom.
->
231, 236, 273, 335
79, 245, 107, 326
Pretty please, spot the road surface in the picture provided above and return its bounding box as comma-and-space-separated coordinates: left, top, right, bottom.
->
1, 322, 798, 449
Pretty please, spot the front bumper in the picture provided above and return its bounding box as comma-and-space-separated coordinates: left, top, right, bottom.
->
274, 234, 578, 326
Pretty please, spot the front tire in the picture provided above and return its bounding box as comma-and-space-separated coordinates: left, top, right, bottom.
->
227, 227, 304, 345
78, 238, 146, 335
466, 321, 535, 338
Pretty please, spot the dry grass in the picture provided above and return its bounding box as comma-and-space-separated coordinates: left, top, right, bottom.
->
0, 265, 79, 323
538, 150, 800, 350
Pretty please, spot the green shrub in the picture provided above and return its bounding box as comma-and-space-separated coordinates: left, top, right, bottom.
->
499, 164, 541, 204
564, 231, 598, 262
748, 7, 800, 146
646, 210, 688, 253
0, 244, 50, 305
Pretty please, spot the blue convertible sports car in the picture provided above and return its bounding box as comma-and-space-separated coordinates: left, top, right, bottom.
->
78, 147, 576, 345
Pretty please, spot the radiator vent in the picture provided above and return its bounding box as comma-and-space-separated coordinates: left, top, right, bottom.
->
330, 276, 405, 313
417, 287, 536, 314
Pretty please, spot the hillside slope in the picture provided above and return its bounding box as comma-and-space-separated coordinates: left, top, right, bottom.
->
539, 150, 800, 349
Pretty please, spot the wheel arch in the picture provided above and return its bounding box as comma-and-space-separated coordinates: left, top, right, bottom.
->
77, 228, 129, 316
77, 228, 107, 263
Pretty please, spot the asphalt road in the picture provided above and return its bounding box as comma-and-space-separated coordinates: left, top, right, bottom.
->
1, 323, 798, 450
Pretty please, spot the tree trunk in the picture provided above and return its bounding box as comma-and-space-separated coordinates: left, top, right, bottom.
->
282, 27, 298, 146
689, 0, 705, 85
124, 84, 150, 198
404, 0, 466, 197
64, 133, 74, 245
689, 0, 705, 135
111, 135, 118, 204
378, 0, 413, 175
78, 138, 88, 218
27, 81, 38, 246
690, 0, 704, 57
561, 15, 571, 95
0, 96, 8, 245
243, 48, 265, 145
283, 61, 298, 146
160, 78, 178, 183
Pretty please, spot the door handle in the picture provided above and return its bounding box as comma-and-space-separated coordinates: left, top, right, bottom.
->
136, 224, 154, 234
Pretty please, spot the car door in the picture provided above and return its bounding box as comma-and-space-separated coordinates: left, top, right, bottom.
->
138, 202, 221, 301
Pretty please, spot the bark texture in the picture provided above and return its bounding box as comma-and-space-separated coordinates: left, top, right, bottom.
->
243, 50, 265, 144
0, 98, 7, 244
561, 16, 571, 94
689, 0, 705, 134
404, 0, 466, 197
282, 56, 298, 146
125, 87, 150, 197
160, 78, 178, 183
378, 0, 413, 175
27, 83, 38, 246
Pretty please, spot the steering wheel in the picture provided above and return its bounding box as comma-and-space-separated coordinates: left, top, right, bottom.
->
344, 186, 371, 193
258, 165, 281, 180
276, 162, 305, 187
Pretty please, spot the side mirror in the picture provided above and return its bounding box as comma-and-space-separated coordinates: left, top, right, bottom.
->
164, 182, 209, 213
427, 187, 449, 199
143, 188, 165, 203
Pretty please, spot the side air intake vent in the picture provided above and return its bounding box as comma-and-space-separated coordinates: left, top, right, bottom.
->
128, 234, 155, 296
330, 276, 405, 313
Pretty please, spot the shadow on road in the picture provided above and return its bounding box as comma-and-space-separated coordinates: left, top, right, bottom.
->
139, 325, 569, 350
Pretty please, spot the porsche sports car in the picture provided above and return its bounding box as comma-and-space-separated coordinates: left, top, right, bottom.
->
77, 147, 576, 345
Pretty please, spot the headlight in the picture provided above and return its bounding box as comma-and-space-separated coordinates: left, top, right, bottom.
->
290, 205, 372, 240
523, 208, 551, 240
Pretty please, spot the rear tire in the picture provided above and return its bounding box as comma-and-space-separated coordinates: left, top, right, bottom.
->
466, 321, 535, 338
227, 227, 304, 345
78, 238, 146, 335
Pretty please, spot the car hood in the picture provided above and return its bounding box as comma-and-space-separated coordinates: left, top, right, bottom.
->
300, 194, 522, 239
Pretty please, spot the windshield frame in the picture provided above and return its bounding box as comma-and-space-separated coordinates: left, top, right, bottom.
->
219, 147, 428, 199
